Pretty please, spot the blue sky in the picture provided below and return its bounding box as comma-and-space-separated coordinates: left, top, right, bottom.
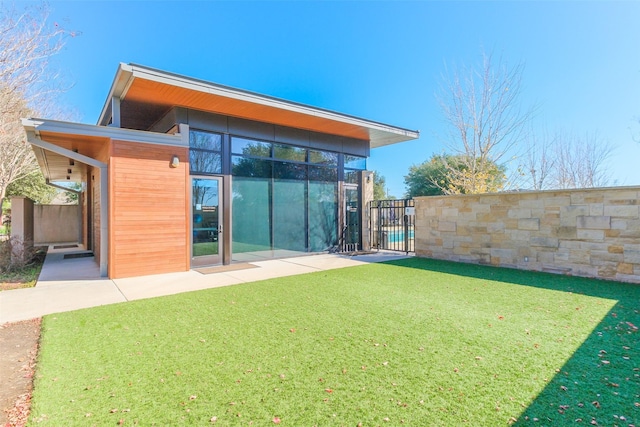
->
24, 0, 640, 197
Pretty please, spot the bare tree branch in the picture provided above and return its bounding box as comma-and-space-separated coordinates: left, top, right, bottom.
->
437, 51, 534, 194
0, 2, 76, 219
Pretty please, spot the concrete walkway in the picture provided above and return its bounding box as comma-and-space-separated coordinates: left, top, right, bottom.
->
1, 246, 411, 324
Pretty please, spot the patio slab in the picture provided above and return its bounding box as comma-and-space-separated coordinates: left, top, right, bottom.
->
0, 248, 412, 324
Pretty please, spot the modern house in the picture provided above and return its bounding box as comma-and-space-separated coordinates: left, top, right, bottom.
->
22, 63, 419, 278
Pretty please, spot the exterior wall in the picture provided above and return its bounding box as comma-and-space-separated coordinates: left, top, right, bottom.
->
89, 166, 102, 262
361, 170, 374, 251
109, 140, 189, 278
9, 197, 34, 263
151, 107, 370, 157
34, 205, 80, 244
415, 187, 640, 283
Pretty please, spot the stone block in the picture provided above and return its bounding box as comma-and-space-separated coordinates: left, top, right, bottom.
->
568, 250, 590, 264
442, 207, 459, 217
590, 203, 604, 216
530, 237, 559, 248
487, 222, 505, 233
603, 189, 640, 202
597, 264, 618, 278
504, 219, 518, 229
576, 216, 611, 230
518, 198, 543, 209
508, 208, 532, 219
554, 250, 570, 262
623, 250, 640, 264
590, 250, 623, 264
544, 196, 571, 207
422, 207, 437, 217
604, 205, 639, 218
438, 221, 456, 232
559, 205, 590, 226
576, 229, 605, 240
556, 226, 577, 239
507, 229, 531, 242
608, 245, 624, 254
537, 251, 555, 263
618, 262, 634, 275
605, 229, 621, 238
518, 218, 540, 230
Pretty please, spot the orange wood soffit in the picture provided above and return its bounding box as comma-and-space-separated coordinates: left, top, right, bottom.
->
125, 79, 371, 141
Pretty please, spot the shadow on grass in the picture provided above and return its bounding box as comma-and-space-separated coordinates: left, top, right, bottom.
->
383, 257, 640, 426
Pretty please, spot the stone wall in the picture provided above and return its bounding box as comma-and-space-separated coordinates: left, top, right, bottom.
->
415, 187, 640, 283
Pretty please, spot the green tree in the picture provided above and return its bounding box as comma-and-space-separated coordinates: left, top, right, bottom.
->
6, 171, 56, 203
372, 171, 390, 200
405, 154, 506, 197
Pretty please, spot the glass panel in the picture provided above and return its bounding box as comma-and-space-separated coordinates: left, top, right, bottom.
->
274, 144, 307, 162
344, 170, 359, 184
232, 156, 272, 178
190, 130, 222, 151
232, 177, 271, 259
274, 161, 307, 181
309, 181, 337, 251
232, 137, 272, 157
190, 150, 221, 174
273, 178, 306, 254
309, 165, 337, 182
344, 154, 366, 170
345, 186, 360, 247
192, 178, 219, 259
309, 150, 338, 166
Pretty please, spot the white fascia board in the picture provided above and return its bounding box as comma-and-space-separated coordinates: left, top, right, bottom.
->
22, 118, 188, 147
125, 63, 420, 142
97, 63, 135, 126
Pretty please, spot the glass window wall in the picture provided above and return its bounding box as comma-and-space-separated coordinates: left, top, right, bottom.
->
190, 130, 222, 175
230, 137, 339, 262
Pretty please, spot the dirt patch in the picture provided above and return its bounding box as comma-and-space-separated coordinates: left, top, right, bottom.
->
0, 318, 41, 427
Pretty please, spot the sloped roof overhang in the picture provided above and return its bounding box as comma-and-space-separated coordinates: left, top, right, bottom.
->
98, 63, 419, 148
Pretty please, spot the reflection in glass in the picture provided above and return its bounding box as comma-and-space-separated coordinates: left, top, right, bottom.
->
190, 150, 221, 174
344, 170, 359, 184
229, 140, 345, 260
190, 130, 222, 151
232, 138, 272, 157
309, 150, 338, 166
192, 179, 219, 258
344, 154, 366, 170
232, 178, 271, 254
345, 186, 360, 247
274, 144, 307, 162
309, 182, 337, 251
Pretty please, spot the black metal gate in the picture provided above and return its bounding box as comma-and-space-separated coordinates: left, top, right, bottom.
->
369, 199, 415, 253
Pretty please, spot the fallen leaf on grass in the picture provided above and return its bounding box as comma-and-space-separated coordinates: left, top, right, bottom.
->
325, 388, 333, 393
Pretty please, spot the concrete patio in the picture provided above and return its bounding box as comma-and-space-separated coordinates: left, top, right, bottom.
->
0, 246, 412, 324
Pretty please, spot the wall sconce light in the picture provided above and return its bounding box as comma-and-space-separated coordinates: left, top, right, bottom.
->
366, 175, 371, 183
170, 155, 180, 168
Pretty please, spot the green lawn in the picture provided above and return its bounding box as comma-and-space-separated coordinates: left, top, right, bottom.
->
29, 258, 639, 426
